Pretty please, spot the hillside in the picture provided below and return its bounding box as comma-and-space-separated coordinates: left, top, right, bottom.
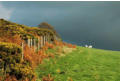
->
0, 19, 120, 81
0, 19, 61, 41
0, 19, 75, 81
36, 46, 120, 81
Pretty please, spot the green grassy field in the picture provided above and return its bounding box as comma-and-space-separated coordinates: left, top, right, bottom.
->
35, 46, 120, 81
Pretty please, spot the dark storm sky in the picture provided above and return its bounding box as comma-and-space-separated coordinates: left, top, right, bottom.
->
1, 1, 120, 51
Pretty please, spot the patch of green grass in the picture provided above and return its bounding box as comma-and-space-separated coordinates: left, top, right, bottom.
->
35, 46, 120, 81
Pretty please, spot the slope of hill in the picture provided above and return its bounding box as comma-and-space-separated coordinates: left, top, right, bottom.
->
0, 19, 62, 81
0, 19, 74, 81
36, 46, 120, 81
0, 19, 61, 41
1, 19, 120, 81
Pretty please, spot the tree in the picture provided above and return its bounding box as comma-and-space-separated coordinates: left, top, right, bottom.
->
38, 22, 61, 39
38, 22, 54, 30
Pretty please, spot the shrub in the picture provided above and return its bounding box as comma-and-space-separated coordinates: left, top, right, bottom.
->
10, 63, 35, 80
0, 42, 36, 81
0, 42, 22, 70
45, 42, 55, 49
54, 40, 76, 49
0, 35, 23, 46
4, 74, 18, 81
24, 45, 48, 68
42, 74, 54, 81
0, 42, 22, 54
0, 42, 22, 69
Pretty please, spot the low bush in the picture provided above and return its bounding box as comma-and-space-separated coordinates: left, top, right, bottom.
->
0, 42, 22, 54
10, 63, 35, 80
42, 74, 54, 81
24, 45, 49, 68
0, 42, 35, 81
0, 42, 22, 70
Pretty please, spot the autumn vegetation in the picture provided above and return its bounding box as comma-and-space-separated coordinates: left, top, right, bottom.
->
0, 19, 76, 81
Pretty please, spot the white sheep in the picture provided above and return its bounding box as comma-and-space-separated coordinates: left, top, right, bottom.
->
85, 45, 88, 48
85, 45, 93, 48
88, 45, 92, 48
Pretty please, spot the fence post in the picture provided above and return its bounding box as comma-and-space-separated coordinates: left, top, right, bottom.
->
38, 37, 40, 51
28, 38, 30, 47
34, 39, 36, 51
44, 35, 45, 45
22, 42, 24, 61
30, 38, 32, 47
48, 35, 50, 43
41, 36, 43, 48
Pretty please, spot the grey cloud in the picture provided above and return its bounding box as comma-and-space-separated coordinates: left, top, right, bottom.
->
2, 1, 120, 50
